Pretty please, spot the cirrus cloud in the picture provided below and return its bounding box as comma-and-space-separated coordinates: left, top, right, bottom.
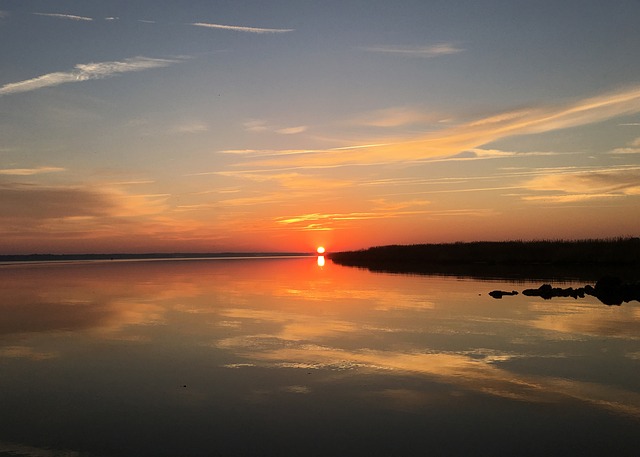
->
521, 167, 640, 203
33, 12, 93, 21
0, 166, 65, 176
191, 22, 294, 34
363, 43, 464, 58
352, 106, 439, 128
242, 85, 640, 169
0, 56, 183, 97
610, 137, 640, 155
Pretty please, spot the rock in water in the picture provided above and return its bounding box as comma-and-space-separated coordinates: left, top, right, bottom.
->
489, 290, 519, 299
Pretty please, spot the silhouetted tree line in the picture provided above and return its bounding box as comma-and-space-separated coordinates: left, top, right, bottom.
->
328, 238, 640, 280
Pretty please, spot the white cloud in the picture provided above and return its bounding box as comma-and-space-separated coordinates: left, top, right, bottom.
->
34, 12, 93, 21
433, 148, 564, 163
173, 122, 209, 134
610, 148, 640, 155
0, 56, 182, 96
191, 22, 294, 34
243, 120, 269, 132
243, 120, 306, 135
609, 137, 640, 154
276, 126, 307, 135
363, 43, 464, 57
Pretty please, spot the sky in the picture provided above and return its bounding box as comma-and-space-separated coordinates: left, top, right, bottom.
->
1, 0, 640, 254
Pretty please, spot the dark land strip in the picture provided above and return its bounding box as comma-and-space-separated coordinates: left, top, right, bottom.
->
328, 239, 640, 305
328, 238, 640, 280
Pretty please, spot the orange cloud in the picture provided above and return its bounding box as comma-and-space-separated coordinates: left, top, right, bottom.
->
241, 85, 640, 169
521, 167, 640, 203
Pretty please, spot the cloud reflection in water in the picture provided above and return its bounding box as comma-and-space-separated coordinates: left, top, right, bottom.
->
1, 257, 640, 457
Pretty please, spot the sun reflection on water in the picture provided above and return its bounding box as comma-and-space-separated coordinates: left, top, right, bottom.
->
1, 257, 640, 455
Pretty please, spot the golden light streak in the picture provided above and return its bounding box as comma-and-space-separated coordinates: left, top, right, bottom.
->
240, 85, 640, 169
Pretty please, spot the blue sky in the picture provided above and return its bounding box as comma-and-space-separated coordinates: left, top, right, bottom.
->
1, 0, 640, 253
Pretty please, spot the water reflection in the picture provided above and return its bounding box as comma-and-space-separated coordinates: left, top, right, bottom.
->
1, 258, 639, 456
317, 255, 325, 267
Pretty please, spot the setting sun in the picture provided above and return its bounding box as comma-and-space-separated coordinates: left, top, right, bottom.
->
316, 246, 326, 254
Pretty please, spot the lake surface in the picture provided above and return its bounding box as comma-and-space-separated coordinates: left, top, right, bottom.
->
1, 257, 639, 456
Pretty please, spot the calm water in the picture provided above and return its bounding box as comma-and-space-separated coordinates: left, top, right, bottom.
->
1, 257, 639, 457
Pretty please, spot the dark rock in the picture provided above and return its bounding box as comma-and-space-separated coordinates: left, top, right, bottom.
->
489, 290, 519, 299
586, 276, 640, 306
520, 277, 640, 306
523, 284, 586, 300
523, 284, 554, 299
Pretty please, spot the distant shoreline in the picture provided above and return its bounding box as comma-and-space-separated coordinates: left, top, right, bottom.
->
328, 238, 640, 280
0, 252, 311, 264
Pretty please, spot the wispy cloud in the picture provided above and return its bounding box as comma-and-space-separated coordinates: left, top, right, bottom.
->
217, 148, 318, 157
0, 346, 57, 360
0, 166, 65, 176
276, 126, 308, 135
217, 171, 349, 192
0, 56, 182, 96
434, 148, 564, 163
0, 10, 8, 19
243, 85, 640, 168
610, 148, 640, 155
243, 119, 308, 135
370, 198, 431, 211
173, 121, 209, 134
610, 137, 640, 155
244, 119, 269, 132
274, 207, 497, 233
274, 209, 440, 231
218, 192, 291, 208
521, 193, 621, 203
0, 183, 169, 222
525, 168, 640, 194
34, 12, 93, 21
521, 167, 640, 203
276, 212, 380, 227
191, 22, 294, 34
363, 43, 464, 57
352, 106, 438, 128
0, 184, 116, 220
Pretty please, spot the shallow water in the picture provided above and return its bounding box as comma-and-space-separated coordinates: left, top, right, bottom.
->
1, 257, 639, 456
